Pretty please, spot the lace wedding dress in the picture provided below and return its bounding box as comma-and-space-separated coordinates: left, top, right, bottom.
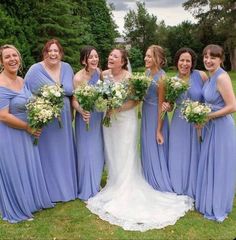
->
87, 107, 193, 231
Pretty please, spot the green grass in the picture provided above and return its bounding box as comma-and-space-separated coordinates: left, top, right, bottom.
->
0, 72, 236, 240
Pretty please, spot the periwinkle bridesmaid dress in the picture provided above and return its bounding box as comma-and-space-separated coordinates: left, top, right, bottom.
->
25, 62, 77, 202
196, 67, 236, 221
0, 85, 53, 223
168, 70, 204, 198
141, 69, 172, 192
75, 70, 104, 200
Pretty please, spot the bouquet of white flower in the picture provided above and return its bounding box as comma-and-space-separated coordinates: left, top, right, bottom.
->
127, 73, 152, 118
161, 76, 189, 119
74, 84, 99, 130
39, 84, 65, 128
127, 73, 151, 101
95, 78, 128, 127
26, 97, 60, 145
181, 99, 211, 142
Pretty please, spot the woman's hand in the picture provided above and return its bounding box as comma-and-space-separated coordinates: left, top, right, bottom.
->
162, 102, 173, 112
81, 110, 91, 123
156, 130, 164, 145
26, 126, 42, 138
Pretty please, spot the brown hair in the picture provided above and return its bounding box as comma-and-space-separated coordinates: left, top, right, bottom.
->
0, 44, 22, 72
111, 48, 128, 70
174, 47, 197, 72
80, 46, 99, 72
42, 39, 64, 60
148, 45, 167, 68
202, 44, 225, 62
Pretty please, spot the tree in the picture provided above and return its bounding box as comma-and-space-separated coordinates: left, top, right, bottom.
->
124, 2, 160, 56
183, 0, 236, 70
165, 21, 204, 68
0, 1, 39, 72
33, 0, 95, 71
128, 47, 143, 69
85, 0, 119, 69
0, 0, 118, 72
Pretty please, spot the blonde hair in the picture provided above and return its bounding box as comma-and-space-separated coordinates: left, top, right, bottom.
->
147, 45, 167, 68
0, 44, 22, 72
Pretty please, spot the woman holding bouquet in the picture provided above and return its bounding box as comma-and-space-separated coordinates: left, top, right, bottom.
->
159, 48, 207, 199
25, 39, 77, 202
72, 46, 104, 200
86, 48, 193, 231
141, 45, 172, 192
196, 44, 236, 221
0, 45, 53, 223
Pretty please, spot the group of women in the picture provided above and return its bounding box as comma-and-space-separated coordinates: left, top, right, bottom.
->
0, 39, 235, 231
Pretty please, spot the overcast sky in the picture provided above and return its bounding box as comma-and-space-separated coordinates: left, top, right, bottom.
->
107, 0, 196, 34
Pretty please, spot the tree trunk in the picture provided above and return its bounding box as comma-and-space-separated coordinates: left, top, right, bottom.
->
230, 47, 236, 71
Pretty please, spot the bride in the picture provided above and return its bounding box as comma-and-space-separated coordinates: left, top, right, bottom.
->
87, 48, 193, 232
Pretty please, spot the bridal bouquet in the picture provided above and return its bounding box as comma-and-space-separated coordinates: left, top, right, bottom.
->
95, 79, 128, 127
181, 99, 211, 142
39, 83, 65, 128
161, 76, 189, 119
74, 84, 99, 130
26, 97, 60, 145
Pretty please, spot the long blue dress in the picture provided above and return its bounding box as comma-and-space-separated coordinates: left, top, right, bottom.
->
141, 70, 172, 192
75, 70, 104, 200
24, 62, 77, 202
168, 70, 204, 198
0, 85, 53, 223
196, 67, 236, 221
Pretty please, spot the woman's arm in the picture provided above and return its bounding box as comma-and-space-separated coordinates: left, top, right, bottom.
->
0, 108, 41, 137
157, 76, 165, 144
199, 70, 208, 82
116, 100, 139, 112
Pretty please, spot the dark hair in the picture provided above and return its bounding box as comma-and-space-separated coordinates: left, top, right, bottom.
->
174, 47, 197, 72
80, 46, 99, 72
111, 48, 128, 70
0, 44, 22, 73
147, 45, 167, 68
202, 44, 225, 62
42, 39, 64, 60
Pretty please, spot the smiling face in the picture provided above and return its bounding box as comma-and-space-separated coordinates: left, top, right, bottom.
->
85, 49, 99, 70
177, 52, 192, 77
44, 43, 62, 66
203, 50, 222, 74
107, 49, 123, 70
1, 47, 21, 74
144, 48, 155, 69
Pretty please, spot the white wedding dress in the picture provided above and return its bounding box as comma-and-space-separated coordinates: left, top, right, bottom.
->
87, 107, 193, 231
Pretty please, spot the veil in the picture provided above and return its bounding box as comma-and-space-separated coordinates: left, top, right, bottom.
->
127, 58, 132, 74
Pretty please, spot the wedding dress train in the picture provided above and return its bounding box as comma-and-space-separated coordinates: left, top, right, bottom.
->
87, 108, 193, 231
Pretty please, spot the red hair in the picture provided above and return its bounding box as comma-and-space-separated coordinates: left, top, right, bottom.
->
42, 39, 64, 60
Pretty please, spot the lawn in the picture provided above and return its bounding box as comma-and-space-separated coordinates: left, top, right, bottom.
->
0, 72, 235, 240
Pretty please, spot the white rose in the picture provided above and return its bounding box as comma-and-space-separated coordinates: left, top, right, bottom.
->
173, 81, 181, 88
193, 106, 202, 114
55, 92, 61, 97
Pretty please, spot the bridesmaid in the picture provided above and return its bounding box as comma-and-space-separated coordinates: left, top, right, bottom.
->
141, 45, 172, 192
24, 39, 77, 202
196, 44, 236, 221
162, 48, 207, 198
72, 46, 104, 200
0, 44, 53, 223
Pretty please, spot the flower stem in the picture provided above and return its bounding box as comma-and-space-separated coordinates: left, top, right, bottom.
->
33, 138, 38, 146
